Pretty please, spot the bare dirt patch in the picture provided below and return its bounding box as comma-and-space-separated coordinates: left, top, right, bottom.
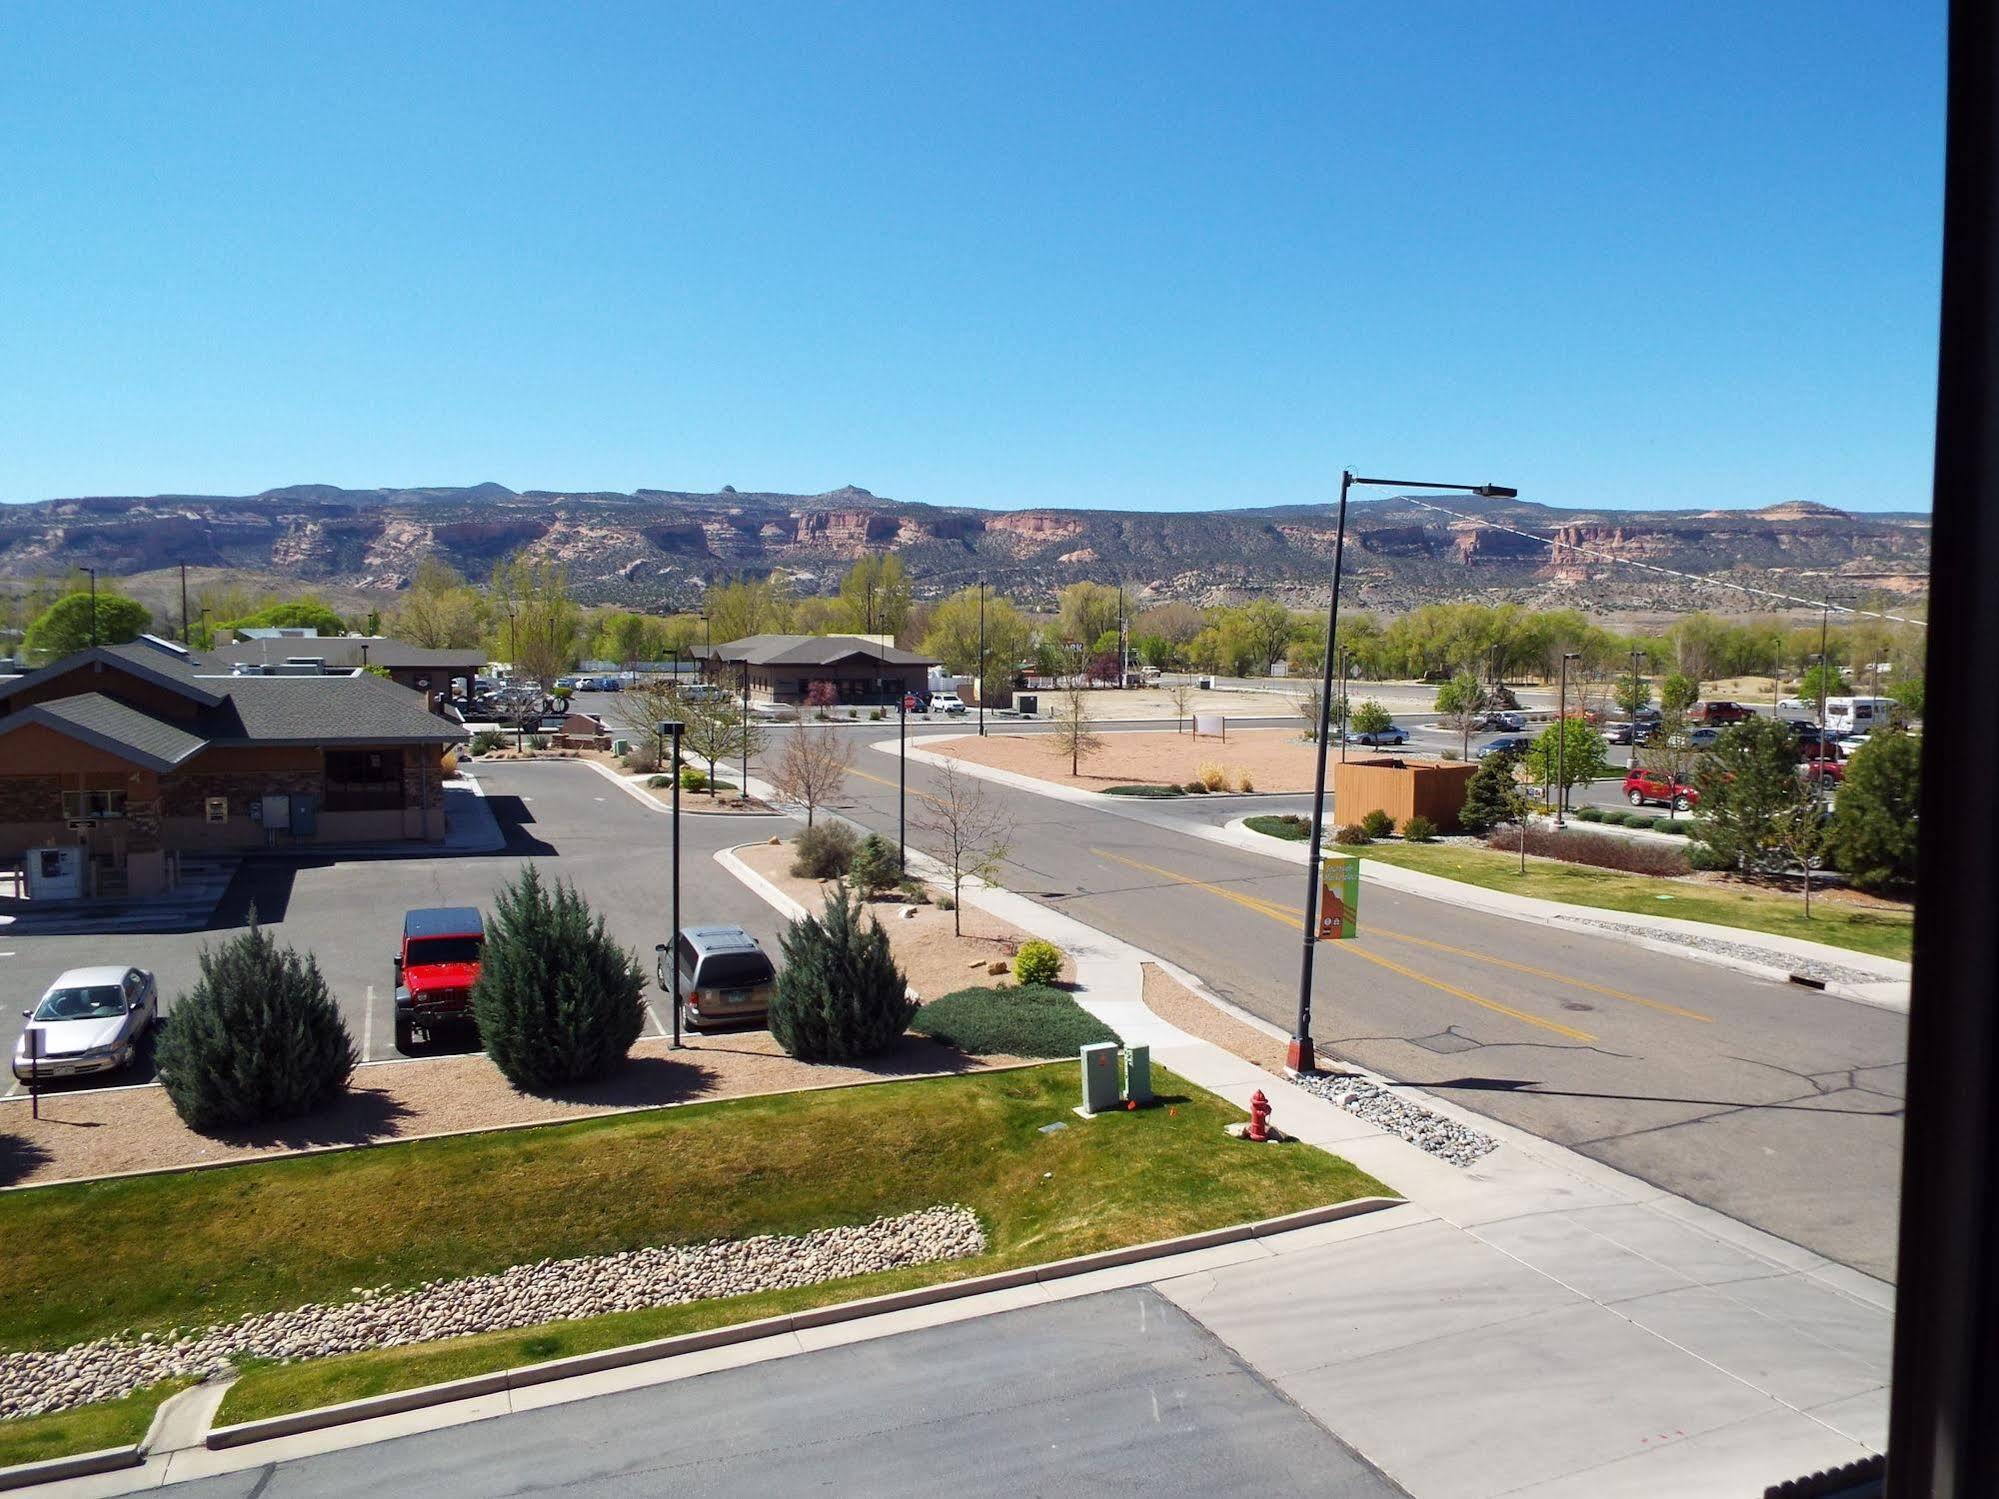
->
1034, 686, 1305, 721
929, 725, 1332, 794
735, 840, 1072, 1001
1138, 963, 1287, 1074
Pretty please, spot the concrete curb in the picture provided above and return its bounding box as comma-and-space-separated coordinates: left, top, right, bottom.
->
202, 1197, 1405, 1450
713, 844, 808, 921
0, 1444, 141, 1492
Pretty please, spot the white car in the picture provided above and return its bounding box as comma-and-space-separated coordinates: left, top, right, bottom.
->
12, 965, 158, 1082
933, 696, 968, 716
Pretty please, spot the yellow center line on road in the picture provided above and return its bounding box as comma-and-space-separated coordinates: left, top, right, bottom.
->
847, 764, 947, 810
1364, 928, 1713, 1024
1088, 847, 1598, 1044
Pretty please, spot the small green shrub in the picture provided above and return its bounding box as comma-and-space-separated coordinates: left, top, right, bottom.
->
470, 730, 504, 756
1359, 808, 1396, 840
647, 774, 673, 789
1688, 840, 1735, 871
1402, 814, 1437, 842
154, 923, 356, 1132
679, 766, 708, 792
791, 822, 860, 880
1334, 822, 1371, 846
1013, 939, 1064, 986
471, 867, 647, 1091
1573, 806, 1604, 823
1246, 813, 1311, 841
527, 734, 549, 751
935, 892, 956, 911
1651, 817, 1689, 834
1104, 784, 1186, 797
769, 884, 913, 1062
1183, 780, 1209, 794
910, 985, 1117, 1058
849, 833, 902, 893
897, 878, 930, 904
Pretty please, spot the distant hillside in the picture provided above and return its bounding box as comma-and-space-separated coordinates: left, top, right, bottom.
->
0, 483, 1929, 614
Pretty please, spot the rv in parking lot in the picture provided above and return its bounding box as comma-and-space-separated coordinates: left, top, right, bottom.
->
1823, 696, 1895, 735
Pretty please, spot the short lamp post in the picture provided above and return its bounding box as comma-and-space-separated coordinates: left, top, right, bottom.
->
1289, 471, 1518, 1077
1556, 651, 1581, 825
654, 718, 685, 1050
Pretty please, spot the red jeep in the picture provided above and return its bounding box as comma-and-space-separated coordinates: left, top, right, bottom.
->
1688, 700, 1754, 725
1623, 769, 1700, 811
394, 906, 484, 1051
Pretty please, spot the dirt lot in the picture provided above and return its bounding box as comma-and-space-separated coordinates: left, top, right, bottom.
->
736, 840, 1073, 1000
928, 724, 1336, 794
1033, 686, 1306, 721
1139, 963, 1288, 1073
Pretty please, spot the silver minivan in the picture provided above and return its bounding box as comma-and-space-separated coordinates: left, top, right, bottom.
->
660, 925, 777, 1032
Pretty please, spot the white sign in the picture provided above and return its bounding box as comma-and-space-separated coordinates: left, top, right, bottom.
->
1192, 713, 1227, 740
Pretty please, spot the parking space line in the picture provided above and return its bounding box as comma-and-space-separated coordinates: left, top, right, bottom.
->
362, 984, 376, 1062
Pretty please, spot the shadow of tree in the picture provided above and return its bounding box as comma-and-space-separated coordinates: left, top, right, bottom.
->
0, 1125, 55, 1187
210, 1084, 420, 1151
523, 1054, 721, 1109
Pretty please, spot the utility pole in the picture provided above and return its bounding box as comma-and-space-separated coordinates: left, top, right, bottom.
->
1117, 583, 1127, 689
1556, 651, 1580, 824
898, 693, 908, 877
656, 719, 685, 1050
977, 577, 987, 738
85, 567, 99, 648
180, 562, 190, 646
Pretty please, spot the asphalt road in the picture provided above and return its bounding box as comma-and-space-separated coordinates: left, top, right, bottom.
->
160, 1289, 1405, 1499
0, 761, 793, 1094
769, 721, 1906, 1280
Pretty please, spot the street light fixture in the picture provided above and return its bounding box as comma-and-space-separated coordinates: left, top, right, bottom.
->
1556, 651, 1581, 825
654, 718, 686, 1050
1289, 471, 1518, 1076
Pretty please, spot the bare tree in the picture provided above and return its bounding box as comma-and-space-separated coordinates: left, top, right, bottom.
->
680, 696, 763, 797
1049, 689, 1103, 776
1166, 676, 1195, 733
911, 761, 1013, 936
768, 722, 853, 826
608, 678, 685, 767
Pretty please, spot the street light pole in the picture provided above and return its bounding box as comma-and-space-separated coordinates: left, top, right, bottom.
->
657, 718, 685, 1050
1289, 471, 1519, 1076
740, 660, 751, 795
85, 567, 99, 648
977, 577, 987, 738
179, 562, 190, 646
898, 693, 908, 877
1556, 651, 1580, 824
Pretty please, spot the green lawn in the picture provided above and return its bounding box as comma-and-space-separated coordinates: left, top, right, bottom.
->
1245, 814, 1310, 841
1348, 840, 1912, 961
910, 985, 1120, 1057
0, 1064, 1384, 1432
0, 1379, 192, 1471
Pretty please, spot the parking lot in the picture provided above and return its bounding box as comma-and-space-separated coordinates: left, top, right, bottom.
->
0, 761, 794, 1099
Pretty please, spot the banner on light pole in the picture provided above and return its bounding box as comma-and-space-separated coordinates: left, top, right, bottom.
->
1319, 854, 1359, 940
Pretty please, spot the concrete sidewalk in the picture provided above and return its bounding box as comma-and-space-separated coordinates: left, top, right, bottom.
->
942, 867, 1893, 1497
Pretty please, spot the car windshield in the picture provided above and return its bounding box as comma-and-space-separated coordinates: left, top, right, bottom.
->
33, 984, 126, 1021
407, 936, 481, 966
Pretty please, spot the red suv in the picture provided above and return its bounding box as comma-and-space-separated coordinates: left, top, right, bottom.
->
1688, 701, 1754, 725
1623, 769, 1699, 811
394, 906, 484, 1051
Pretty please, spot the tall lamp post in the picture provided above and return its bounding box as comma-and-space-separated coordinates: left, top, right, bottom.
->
977, 577, 988, 738
84, 567, 99, 648
898, 690, 908, 877
1555, 651, 1581, 825
1289, 471, 1517, 1076
740, 661, 751, 795
653, 717, 685, 1049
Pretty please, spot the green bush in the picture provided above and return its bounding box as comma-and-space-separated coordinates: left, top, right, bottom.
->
1013, 939, 1064, 986
1829, 731, 1920, 893
1402, 814, 1437, 842
869, 709, 884, 721
470, 730, 504, 756
471, 866, 646, 1091
849, 833, 902, 893
1360, 808, 1396, 840
154, 923, 356, 1132
898, 878, 930, 905
769, 883, 914, 1062
1651, 817, 1689, 835
910, 985, 1117, 1058
647, 774, 673, 788
1246, 813, 1311, 841
1688, 840, 1735, 871
1573, 806, 1604, 823
679, 766, 708, 792
527, 735, 549, 751
1104, 784, 1186, 797
1334, 822, 1371, 846
790, 822, 859, 880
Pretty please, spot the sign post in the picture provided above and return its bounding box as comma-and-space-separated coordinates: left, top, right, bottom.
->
1319, 854, 1360, 941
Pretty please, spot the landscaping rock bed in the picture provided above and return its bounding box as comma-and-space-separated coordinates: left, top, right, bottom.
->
0, 1206, 984, 1420
1293, 1073, 1498, 1167
1561, 918, 1883, 987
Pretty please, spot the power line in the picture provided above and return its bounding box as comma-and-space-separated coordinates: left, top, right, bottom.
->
1397, 496, 1929, 629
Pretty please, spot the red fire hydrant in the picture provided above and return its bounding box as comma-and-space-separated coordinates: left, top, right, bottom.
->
1247, 1089, 1272, 1143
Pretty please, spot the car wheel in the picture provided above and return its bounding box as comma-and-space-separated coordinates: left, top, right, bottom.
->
394, 1017, 415, 1053
1673, 796, 1691, 812
1629, 791, 1645, 806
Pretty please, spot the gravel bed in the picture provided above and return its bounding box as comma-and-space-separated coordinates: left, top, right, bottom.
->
1559, 918, 1884, 986
1292, 1073, 1498, 1167
0, 1206, 984, 1420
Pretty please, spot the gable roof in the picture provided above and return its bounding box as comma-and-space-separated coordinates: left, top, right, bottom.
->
202, 674, 469, 745
697, 634, 938, 668
0, 638, 226, 709
0, 693, 210, 772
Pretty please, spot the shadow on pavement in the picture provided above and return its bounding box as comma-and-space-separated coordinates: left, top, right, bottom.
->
210, 863, 301, 929
485, 795, 558, 857
0, 1126, 53, 1187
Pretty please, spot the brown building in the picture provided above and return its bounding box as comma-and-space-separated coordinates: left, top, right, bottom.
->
693, 635, 939, 706
202, 633, 483, 711
0, 636, 468, 898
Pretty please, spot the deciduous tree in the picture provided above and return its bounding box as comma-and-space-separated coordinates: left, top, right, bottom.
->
912, 760, 1013, 935
23, 590, 151, 660
1434, 670, 1488, 760
1048, 689, 1103, 775
769, 722, 853, 825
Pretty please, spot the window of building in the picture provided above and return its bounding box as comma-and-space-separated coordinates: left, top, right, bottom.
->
61, 789, 126, 820
324, 749, 406, 812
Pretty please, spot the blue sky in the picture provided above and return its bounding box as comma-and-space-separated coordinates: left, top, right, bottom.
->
0, 3, 1944, 513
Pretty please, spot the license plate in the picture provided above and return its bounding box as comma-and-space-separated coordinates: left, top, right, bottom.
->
723, 989, 752, 1005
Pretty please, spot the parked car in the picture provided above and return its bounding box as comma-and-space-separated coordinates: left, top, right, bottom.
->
1800, 755, 1846, 785
1792, 732, 1846, 761
662, 925, 778, 1032
394, 907, 485, 1050
1475, 711, 1526, 732
1475, 734, 1536, 759
12, 965, 158, 1082
1603, 721, 1657, 745
1345, 724, 1410, 746
1688, 700, 1755, 725
932, 695, 968, 715
1624, 769, 1700, 811
1661, 726, 1721, 750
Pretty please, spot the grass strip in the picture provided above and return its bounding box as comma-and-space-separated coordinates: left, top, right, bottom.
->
1350, 841, 1912, 961
0, 1379, 192, 1470
910, 986, 1119, 1057
1245, 814, 1310, 841
0, 1064, 1380, 1362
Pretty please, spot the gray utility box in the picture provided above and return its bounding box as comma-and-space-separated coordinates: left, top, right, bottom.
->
1124, 1045, 1151, 1105
1014, 692, 1039, 717
1080, 1042, 1121, 1114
